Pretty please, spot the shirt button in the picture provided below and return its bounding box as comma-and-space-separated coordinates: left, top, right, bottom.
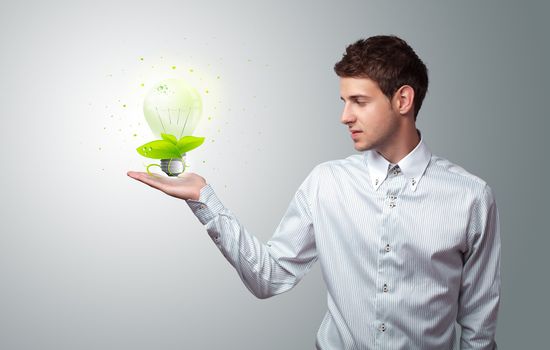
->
379, 323, 386, 332
383, 283, 389, 292
199, 204, 206, 209
384, 244, 391, 252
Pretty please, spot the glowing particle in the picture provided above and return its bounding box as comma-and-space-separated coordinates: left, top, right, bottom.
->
147, 147, 152, 151
140, 83, 144, 87
139, 57, 144, 61
171, 66, 177, 70
122, 104, 127, 108
189, 68, 194, 73
133, 133, 137, 137
205, 89, 209, 94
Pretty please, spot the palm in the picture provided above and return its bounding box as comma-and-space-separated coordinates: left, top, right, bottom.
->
127, 171, 206, 200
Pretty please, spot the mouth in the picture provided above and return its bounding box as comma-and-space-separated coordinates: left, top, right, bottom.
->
350, 130, 362, 140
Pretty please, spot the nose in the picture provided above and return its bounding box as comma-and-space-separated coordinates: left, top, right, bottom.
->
340, 103, 355, 125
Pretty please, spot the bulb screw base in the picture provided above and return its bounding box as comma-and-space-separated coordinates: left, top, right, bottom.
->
160, 158, 185, 177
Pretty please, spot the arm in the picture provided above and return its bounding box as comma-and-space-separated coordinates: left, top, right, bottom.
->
127, 168, 318, 299
185, 172, 318, 299
457, 184, 501, 349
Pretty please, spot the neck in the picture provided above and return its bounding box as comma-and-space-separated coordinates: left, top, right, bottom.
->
376, 127, 421, 164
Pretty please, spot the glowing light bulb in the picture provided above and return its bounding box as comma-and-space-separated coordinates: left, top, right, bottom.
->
139, 78, 204, 176
143, 78, 202, 139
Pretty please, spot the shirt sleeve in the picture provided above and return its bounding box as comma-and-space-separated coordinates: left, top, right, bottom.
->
457, 184, 501, 349
185, 168, 318, 299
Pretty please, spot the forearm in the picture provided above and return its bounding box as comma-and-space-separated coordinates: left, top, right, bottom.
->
187, 184, 316, 299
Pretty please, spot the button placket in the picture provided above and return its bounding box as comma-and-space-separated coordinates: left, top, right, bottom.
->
375, 168, 404, 342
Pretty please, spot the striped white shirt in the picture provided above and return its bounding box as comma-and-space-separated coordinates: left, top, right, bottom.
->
186, 131, 501, 350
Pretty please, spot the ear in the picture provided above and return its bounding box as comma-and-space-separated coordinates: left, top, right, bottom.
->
393, 85, 415, 116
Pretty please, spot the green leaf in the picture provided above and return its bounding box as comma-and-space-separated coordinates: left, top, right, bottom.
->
136, 140, 182, 159
161, 133, 178, 145
177, 136, 205, 154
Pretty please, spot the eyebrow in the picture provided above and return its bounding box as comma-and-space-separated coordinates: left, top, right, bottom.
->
340, 95, 372, 101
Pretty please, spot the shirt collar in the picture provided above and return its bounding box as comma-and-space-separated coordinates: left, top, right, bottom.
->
365, 129, 432, 192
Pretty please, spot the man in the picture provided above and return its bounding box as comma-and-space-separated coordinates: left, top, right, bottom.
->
128, 35, 501, 350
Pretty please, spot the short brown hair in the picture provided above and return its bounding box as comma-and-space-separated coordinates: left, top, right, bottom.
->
334, 35, 428, 120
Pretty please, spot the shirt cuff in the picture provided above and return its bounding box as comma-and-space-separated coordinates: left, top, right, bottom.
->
185, 184, 225, 225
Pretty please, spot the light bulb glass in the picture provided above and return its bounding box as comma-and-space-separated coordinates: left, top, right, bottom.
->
143, 78, 202, 139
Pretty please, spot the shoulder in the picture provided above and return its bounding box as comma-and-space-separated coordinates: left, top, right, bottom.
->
311, 153, 364, 174
429, 154, 496, 205
298, 154, 363, 192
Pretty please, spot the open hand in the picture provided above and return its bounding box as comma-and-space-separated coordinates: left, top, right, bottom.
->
127, 171, 207, 201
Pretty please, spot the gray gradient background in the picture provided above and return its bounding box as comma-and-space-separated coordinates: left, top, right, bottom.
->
0, 0, 548, 349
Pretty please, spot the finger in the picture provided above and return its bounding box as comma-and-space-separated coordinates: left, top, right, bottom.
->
127, 171, 149, 183
127, 171, 163, 180
127, 171, 144, 179
127, 171, 166, 191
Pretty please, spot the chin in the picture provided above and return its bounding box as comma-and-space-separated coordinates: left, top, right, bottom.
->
353, 142, 372, 152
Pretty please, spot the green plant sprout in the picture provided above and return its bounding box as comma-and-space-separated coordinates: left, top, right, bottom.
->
136, 132, 205, 176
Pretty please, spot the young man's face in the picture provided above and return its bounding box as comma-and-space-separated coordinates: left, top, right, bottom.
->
340, 77, 400, 152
